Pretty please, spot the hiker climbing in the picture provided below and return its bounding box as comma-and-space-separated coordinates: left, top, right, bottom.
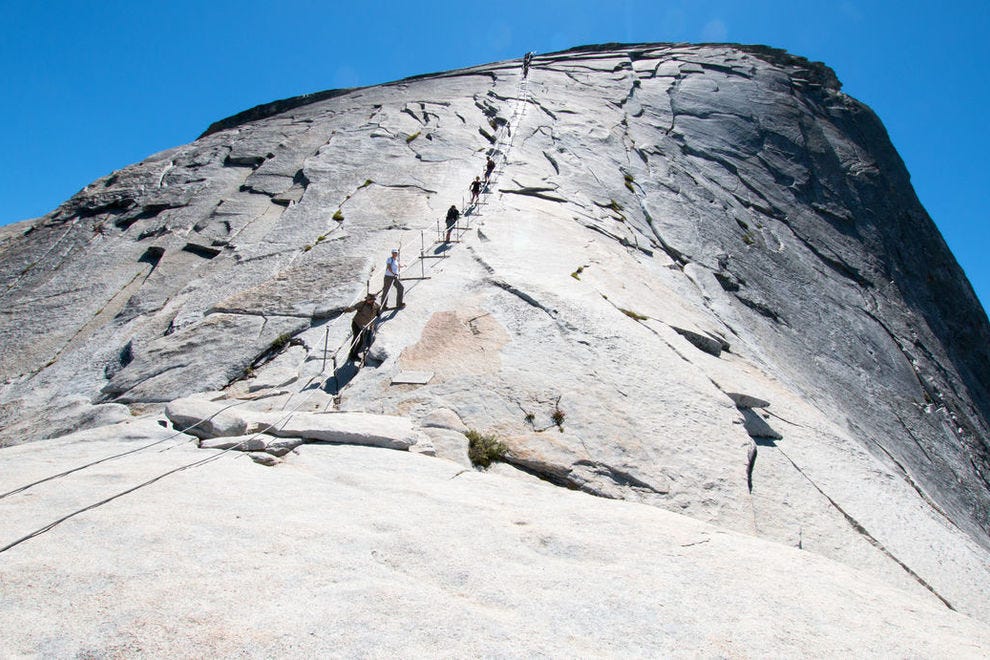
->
445, 205, 460, 242
485, 156, 496, 181
380, 249, 405, 310
523, 51, 534, 77
344, 293, 381, 361
470, 176, 482, 204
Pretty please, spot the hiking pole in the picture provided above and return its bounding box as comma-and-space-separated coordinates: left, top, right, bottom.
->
322, 326, 330, 373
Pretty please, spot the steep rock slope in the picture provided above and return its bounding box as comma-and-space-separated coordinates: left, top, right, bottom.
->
1, 43, 989, 626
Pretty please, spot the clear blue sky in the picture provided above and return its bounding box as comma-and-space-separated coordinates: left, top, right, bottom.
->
2, 0, 987, 311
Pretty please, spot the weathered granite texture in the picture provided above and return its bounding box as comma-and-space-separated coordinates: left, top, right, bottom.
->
2, 43, 989, 637
2, 432, 989, 656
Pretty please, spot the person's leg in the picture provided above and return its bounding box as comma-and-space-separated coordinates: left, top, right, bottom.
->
349, 320, 362, 361
395, 279, 404, 307
381, 276, 394, 308
360, 325, 370, 353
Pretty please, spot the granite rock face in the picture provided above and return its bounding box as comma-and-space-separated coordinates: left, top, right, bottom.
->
2, 435, 989, 656
2, 42, 990, 639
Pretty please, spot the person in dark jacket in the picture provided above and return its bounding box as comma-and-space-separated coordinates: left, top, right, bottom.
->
469, 177, 482, 204
445, 204, 460, 242
344, 293, 381, 361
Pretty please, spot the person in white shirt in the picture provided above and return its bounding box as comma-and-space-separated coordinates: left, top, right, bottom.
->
381, 249, 405, 310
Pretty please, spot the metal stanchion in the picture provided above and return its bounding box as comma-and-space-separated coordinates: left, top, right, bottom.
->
322, 326, 330, 373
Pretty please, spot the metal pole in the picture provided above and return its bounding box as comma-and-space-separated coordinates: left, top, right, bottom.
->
322, 326, 330, 373
420, 230, 425, 279
332, 355, 339, 394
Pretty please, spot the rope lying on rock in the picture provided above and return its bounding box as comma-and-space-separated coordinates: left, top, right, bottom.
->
0, 371, 345, 555
0, 304, 381, 501
0, 399, 252, 501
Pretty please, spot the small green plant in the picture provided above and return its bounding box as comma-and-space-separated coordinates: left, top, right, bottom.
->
551, 407, 565, 430
524, 413, 536, 425
741, 231, 755, 246
466, 429, 507, 468
271, 333, 293, 352
406, 131, 421, 143
570, 265, 585, 280
303, 244, 313, 251
332, 209, 344, 221
624, 173, 635, 192
608, 198, 627, 221
359, 179, 373, 189
619, 308, 648, 321
316, 235, 326, 243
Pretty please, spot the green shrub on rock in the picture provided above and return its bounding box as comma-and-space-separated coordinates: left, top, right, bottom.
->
465, 429, 507, 468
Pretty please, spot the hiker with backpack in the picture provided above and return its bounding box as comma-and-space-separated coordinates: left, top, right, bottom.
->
485, 156, 496, 180
445, 205, 460, 242
343, 293, 381, 361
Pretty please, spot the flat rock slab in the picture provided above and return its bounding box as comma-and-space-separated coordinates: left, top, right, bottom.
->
390, 370, 434, 385
259, 410, 424, 450
164, 395, 427, 453
727, 392, 772, 409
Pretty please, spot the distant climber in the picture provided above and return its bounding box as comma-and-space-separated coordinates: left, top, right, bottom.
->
445, 205, 460, 242
470, 177, 482, 204
523, 51, 534, 77
485, 156, 496, 180
381, 249, 405, 310
344, 293, 381, 361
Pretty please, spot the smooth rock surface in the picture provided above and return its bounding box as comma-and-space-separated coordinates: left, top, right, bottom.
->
259, 410, 425, 450
0, 433, 988, 657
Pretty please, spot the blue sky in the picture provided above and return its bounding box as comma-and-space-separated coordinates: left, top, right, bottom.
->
1, 0, 987, 310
